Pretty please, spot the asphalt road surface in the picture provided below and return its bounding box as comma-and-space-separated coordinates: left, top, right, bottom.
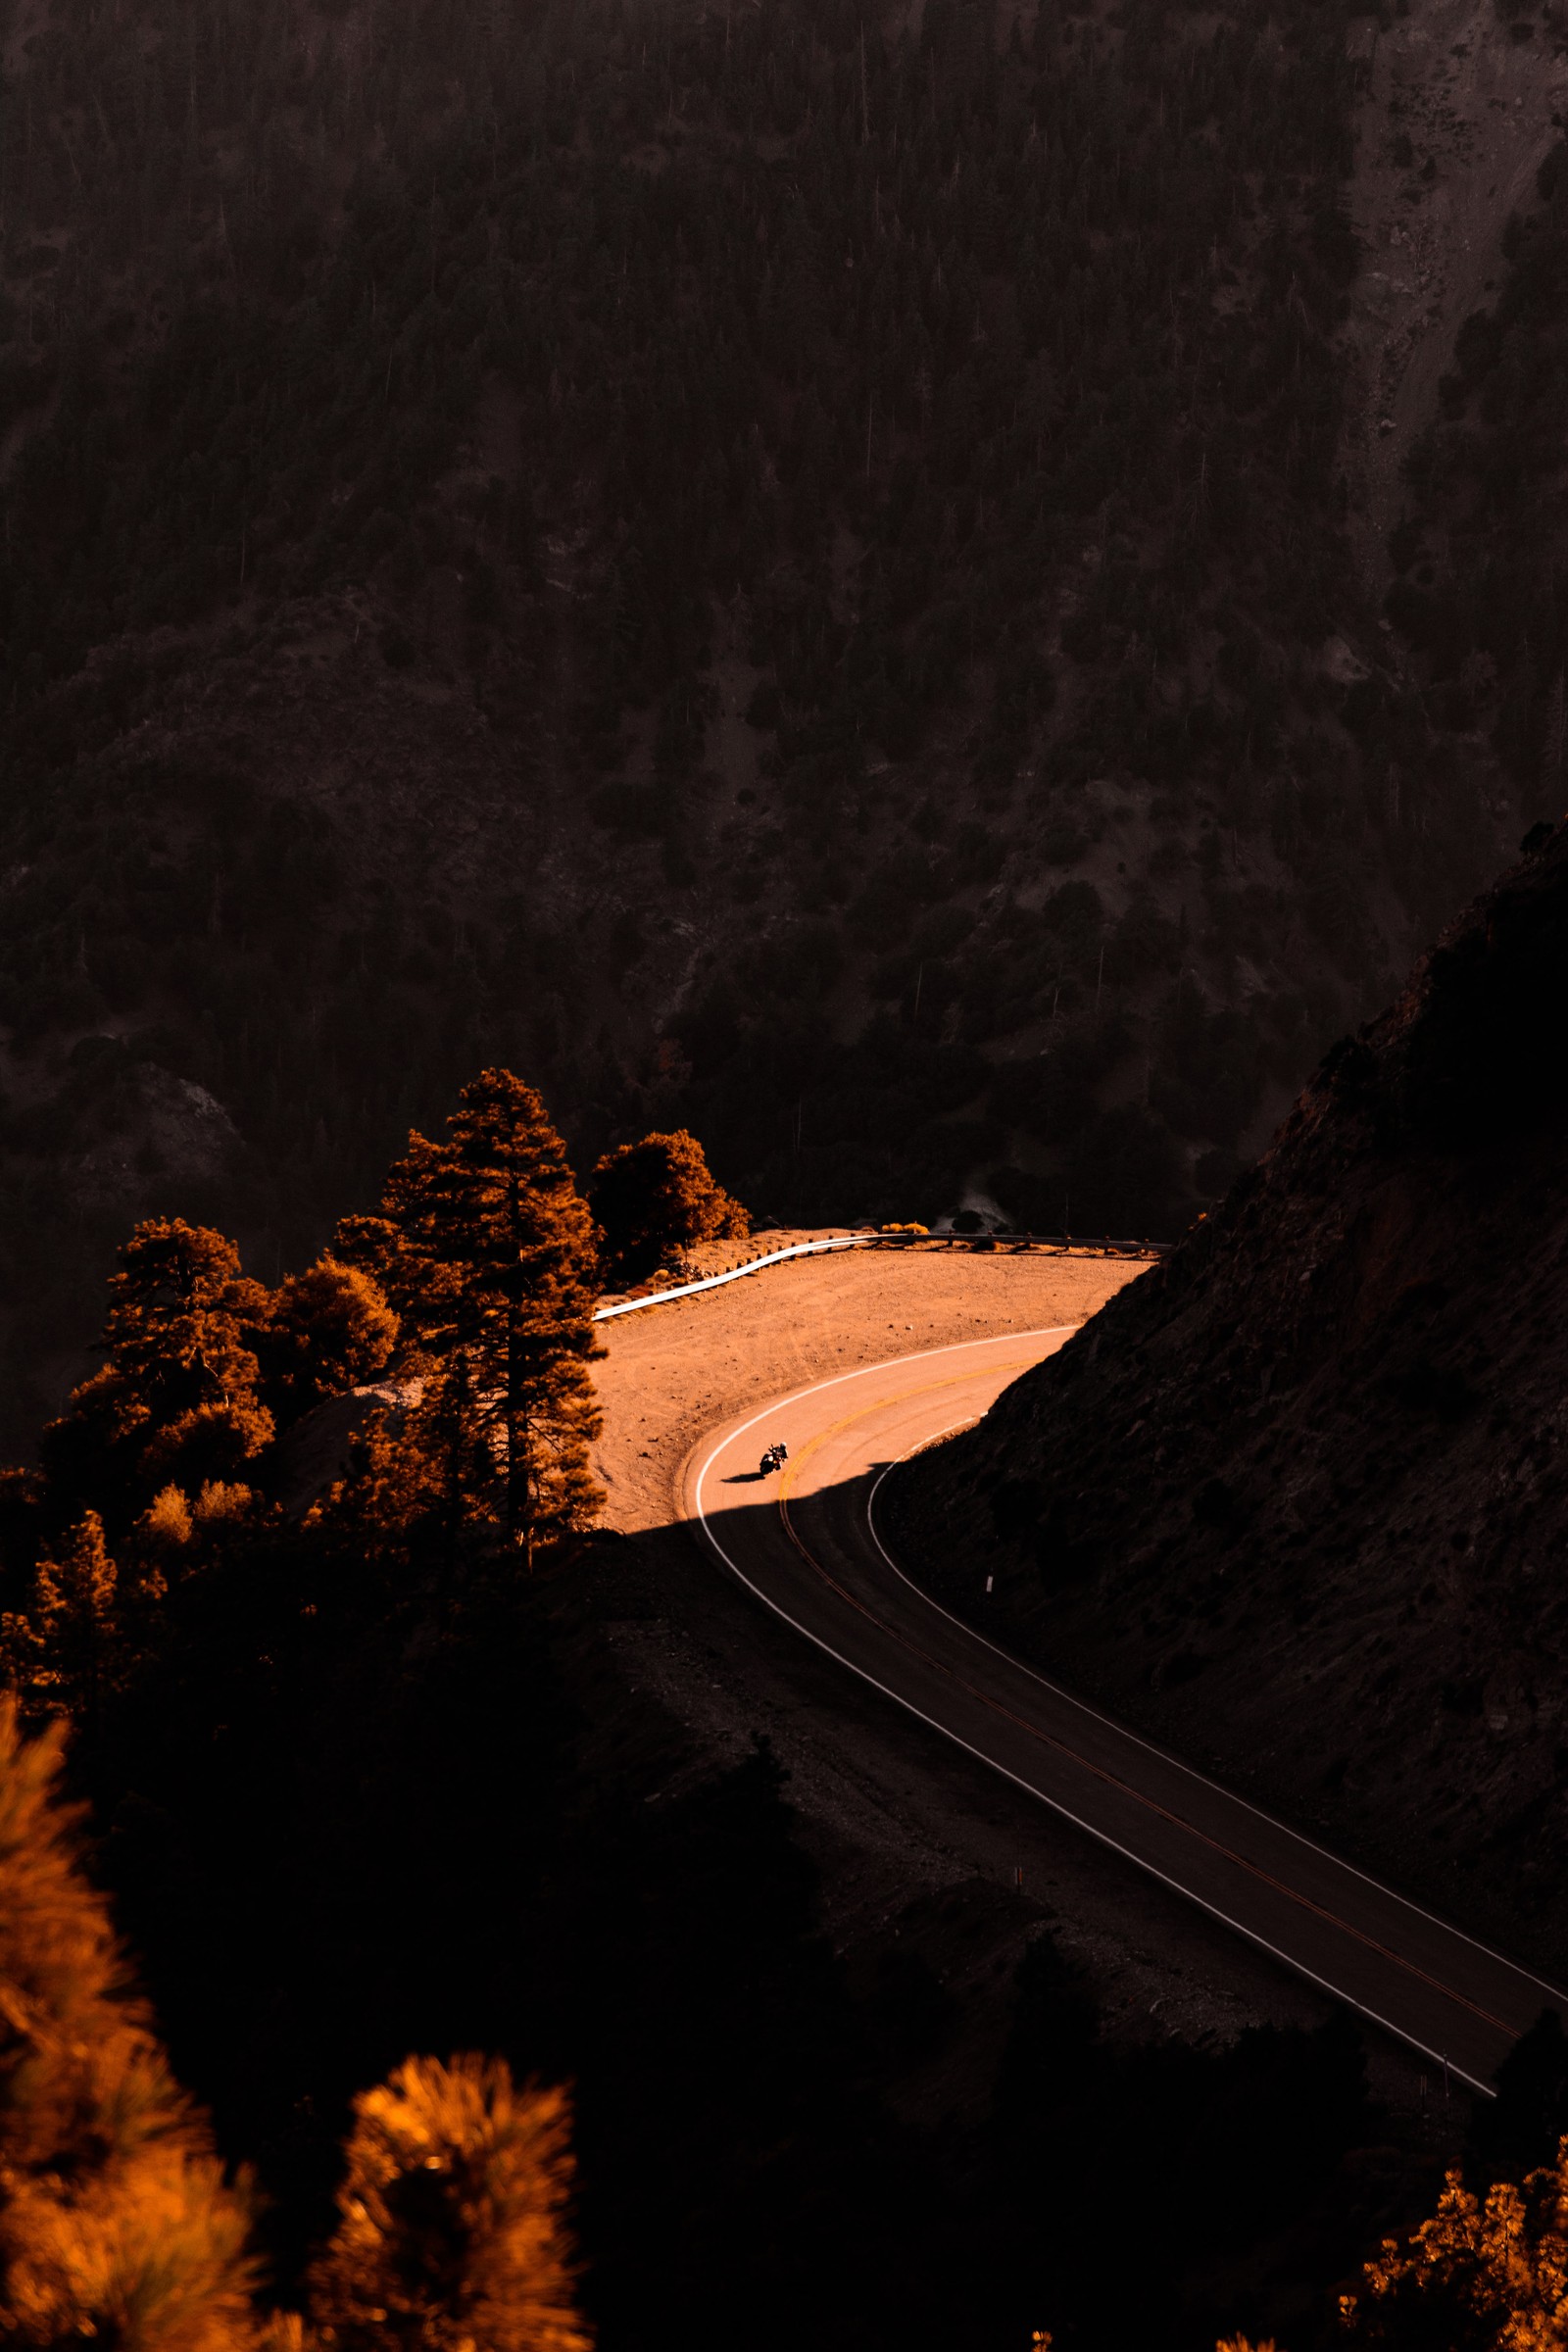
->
685, 1328, 1566, 2093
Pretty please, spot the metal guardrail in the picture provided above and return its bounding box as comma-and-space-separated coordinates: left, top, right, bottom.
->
593, 1228, 1167, 1323
594, 1233, 877, 1319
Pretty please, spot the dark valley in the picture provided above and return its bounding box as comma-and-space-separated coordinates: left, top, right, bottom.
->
3, 0, 1568, 2343
1, 0, 1559, 1441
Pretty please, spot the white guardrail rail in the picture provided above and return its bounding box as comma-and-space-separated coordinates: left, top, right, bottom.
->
594, 1233, 879, 1320
593, 1230, 1166, 1323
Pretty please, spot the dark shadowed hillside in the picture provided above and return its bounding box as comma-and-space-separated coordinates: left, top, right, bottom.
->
893, 818, 1568, 1969
0, 0, 1548, 1446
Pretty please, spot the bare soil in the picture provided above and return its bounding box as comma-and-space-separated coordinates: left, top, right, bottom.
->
591, 1236, 1137, 1534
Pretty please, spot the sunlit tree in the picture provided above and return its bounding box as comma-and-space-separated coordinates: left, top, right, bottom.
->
337, 1072, 602, 1558
0, 1697, 262, 2350
1340, 2141, 1568, 2351
0, 1509, 150, 1733
44, 1220, 273, 1516
257, 1255, 401, 1426
590, 1129, 749, 1283
308, 2055, 591, 2352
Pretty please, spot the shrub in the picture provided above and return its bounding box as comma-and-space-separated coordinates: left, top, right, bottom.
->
591, 1130, 750, 1284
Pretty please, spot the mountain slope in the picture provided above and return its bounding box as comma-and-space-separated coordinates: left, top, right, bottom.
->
0, 0, 1547, 1444
892, 819, 1568, 1968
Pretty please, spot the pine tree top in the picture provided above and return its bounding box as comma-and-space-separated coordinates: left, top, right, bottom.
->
338, 1071, 600, 1348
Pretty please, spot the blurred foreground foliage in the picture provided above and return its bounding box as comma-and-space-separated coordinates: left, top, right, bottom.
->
0, 1696, 590, 2352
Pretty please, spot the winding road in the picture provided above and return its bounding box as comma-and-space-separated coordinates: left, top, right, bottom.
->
685, 1325, 1565, 2094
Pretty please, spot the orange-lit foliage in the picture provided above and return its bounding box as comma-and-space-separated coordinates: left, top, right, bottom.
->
258, 1257, 401, 1422
1341, 2144, 1568, 2350
309, 2056, 591, 2352
0, 1701, 595, 2352
590, 1128, 749, 1284
43, 1219, 273, 1515
0, 1508, 156, 1729
336, 1071, 603, 1553
0, 1697, 262, 2350
298, 1362, 482, 1564
142, 1483, 195, 1549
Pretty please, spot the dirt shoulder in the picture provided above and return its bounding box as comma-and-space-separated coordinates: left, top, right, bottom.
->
590, 1237, 1139, 1537
576, 1236, 1454, 2136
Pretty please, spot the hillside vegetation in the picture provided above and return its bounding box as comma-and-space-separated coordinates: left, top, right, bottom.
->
0, 1085, 1490, 2352
894, 818, 1568, 1972
0, 0, 1536, 1443
1386, 131, 1568, 789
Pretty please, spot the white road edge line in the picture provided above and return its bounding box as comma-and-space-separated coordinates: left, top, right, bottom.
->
688, 1337, 1518, 2097
864, 1435, 1568, 2016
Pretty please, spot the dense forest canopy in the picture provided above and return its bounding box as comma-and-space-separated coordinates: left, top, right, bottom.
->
0, 0, 1531, 1443
1385, 137, 1568, 783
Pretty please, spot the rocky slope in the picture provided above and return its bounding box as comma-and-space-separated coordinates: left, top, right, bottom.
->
893, 818, 1568, 1972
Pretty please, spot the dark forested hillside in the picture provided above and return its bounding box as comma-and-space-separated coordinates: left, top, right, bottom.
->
892, 819, 1568, 1974
0, 0, 1536, 1441
1385, 133, 1568, 791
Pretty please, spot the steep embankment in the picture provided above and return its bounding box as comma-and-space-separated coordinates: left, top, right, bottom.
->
894, 823, 1568, 1970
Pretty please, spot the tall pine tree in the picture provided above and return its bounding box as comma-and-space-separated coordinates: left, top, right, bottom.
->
338, 1072, 602, 1560
43, 1221, 273, 1520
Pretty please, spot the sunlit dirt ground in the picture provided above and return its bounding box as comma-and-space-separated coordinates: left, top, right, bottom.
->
591, 1234, 1142, 1534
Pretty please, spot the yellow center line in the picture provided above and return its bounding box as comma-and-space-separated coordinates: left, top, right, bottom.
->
774, 1360, 1042, 1505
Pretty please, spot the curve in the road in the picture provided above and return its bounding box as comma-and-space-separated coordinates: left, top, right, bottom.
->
686, 1330, 1568, 2095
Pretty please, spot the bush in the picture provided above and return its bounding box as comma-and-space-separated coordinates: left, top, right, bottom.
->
591, 1130, 750, 1282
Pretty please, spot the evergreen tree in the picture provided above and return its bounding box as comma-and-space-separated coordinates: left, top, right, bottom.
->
300, 1356, 493, 1576
0, 1705, 594, 2351
0, 1698, 262, 2351
0, 1508, 148, 1735
337, 1073, 602, 1559
257, 1255, 401, 1427
44, 1221, 273, 1517
590, 1129, 750, 1284
308, 2057, 590, 2352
